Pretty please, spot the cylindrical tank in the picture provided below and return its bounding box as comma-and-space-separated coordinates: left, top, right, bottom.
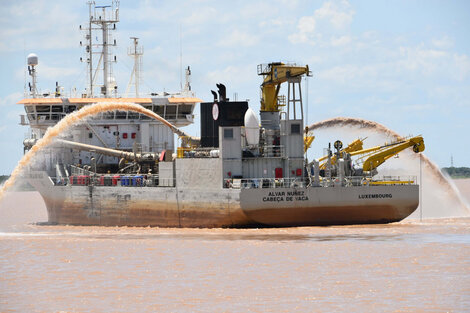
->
27, 53, 38, 66
244, 108, 260, 146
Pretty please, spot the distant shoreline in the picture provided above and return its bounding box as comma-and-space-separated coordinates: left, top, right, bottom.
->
441, 167, 470, 179
0, 175, 35, 191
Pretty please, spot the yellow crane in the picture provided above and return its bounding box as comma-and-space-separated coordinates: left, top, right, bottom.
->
257, 62, 310, 112
317, 135, 425, 172
352, 135, 425, 172
317, 138, 365, 169
304, 126, 315, 153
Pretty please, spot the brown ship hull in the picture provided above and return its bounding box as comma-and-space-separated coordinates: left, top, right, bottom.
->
30, 173, 419, 228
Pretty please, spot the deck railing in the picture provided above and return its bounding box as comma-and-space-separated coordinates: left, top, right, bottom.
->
224, 175, 417, 189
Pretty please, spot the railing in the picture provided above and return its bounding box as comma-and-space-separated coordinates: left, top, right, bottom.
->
262, 145, 285, 158
58, 168, 177, 188
365, 175, 417, 186
176, 147, 218, 158
224, 175, 417, 189
225, 178, 306, 189
257, 64, 271, 75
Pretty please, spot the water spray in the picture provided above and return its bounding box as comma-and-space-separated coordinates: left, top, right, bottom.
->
307, 117, 469, 214
0, 102, 195, 201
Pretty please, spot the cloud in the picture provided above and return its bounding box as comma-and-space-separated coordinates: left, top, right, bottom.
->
453, 53, 470, 81
330, 35, 351, 46
36, 63, 81, 81
288, 0, 354, 44
7, 109, 24, 120
217, 29, 258, 47
183, 7, 218, 30
0, 1, 81, 52
402, 103, 437, 112
431, 36, 454, 50
204, 64, 255, 86
0, 92, 23, 107
395, 45, 470, 80
314, 0, 354, 29
288, 16, 316, 44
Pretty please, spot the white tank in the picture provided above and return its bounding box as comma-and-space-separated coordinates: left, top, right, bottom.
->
27, 53, 38, 66
244, 108, 260, 146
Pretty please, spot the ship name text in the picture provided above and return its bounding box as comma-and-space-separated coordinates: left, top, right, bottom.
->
358, 193, 393, 199
262, 190, 309, 202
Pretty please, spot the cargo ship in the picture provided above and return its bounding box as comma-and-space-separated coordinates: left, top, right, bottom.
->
19, 1, 425, 227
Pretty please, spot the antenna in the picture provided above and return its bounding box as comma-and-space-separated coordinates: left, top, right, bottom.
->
305, 76, 309, 126
183, 66, 192, 96
451, 155, 454, 168
126, 37, 143, 97
23, 40, 27, 97
179, 23, 183, 91
27, 53, 39, 98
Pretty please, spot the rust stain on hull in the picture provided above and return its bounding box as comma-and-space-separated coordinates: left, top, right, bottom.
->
42, 196, 417, 228
42, 194, 251, 228
242, 204, 417, 227
36, 182, 419, 228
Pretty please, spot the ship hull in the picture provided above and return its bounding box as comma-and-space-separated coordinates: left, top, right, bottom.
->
28, 172, 419, 228
240, 185, 419, 226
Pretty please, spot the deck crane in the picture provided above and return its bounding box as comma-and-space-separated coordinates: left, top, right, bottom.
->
352, 135, 425, 172
257, 62, 310, 112
314, 135, 425, 177
258, 62, 312, 156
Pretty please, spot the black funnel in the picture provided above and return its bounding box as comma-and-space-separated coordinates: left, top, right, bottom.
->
211, 90, 218, 102
216, 83, 226, 102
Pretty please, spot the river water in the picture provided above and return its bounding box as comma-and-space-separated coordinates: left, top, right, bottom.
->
1, 191, 469, 313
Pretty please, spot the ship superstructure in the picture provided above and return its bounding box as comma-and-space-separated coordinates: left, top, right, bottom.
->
18, 2, 425, 227
20, 1, 199, 176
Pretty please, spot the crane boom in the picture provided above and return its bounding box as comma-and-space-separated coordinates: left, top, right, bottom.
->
355, 135, 425, 172
257, 62, 310, 112
316, 136, 425, 173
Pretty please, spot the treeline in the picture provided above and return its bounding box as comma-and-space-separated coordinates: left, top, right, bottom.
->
442, 167, 470, 178
0, 175, 35, 191
0, 175, 9, 184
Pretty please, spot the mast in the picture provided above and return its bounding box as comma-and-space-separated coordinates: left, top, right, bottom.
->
88, 1, 93, 97
126, 37, 143, 97
81, 0, 119, 97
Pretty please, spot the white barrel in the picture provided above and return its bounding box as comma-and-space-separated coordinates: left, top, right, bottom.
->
244, 108, 260, 146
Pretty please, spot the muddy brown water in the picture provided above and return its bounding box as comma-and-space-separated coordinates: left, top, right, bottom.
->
1, 190, 469, 312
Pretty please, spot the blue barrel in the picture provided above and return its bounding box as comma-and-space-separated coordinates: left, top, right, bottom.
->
132, 175, 143, 186
121, 176, 130, 186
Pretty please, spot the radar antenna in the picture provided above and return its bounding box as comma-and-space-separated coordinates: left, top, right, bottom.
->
27, 53, 39, 98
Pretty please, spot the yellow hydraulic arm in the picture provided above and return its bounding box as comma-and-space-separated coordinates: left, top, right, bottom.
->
257, 62, 310, 112
352, 136, 425, 172
303, 126, 315, 153
304, 134, 315, 153
318, 138, 365, 169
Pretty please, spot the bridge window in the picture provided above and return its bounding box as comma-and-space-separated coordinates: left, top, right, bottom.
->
224, 128, 233, 139
291, 123, 301, 134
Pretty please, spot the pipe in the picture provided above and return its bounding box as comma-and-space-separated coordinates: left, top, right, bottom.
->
24, 138, 158, 162
56, 139, 158, 162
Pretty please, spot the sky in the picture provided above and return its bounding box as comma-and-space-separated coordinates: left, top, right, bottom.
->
0, 0, 469, 174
